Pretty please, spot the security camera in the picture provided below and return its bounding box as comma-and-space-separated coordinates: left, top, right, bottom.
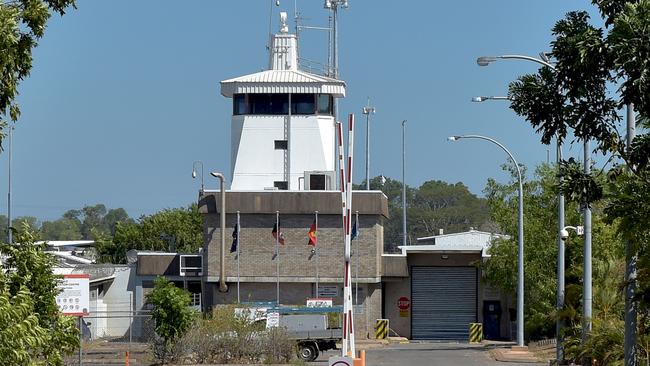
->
560, 229, 570, 240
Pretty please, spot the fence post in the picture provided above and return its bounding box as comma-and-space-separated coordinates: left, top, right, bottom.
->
78, 316, 83, 366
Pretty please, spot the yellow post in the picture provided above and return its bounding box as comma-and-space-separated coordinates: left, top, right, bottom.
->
469, 323, 483, 343
375, 319, 388, 339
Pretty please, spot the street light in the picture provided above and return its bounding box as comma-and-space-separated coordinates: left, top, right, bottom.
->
210, 171, 228, 293
362, 99, 375, 190
448, 134, 525, 347
471, 96, 511, 103
476, 53, 573, 361
192, 161, 204, 192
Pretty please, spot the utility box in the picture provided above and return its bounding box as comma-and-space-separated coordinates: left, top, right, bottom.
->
280, 314, 328, 332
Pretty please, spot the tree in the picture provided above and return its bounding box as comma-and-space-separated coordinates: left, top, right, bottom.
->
97, 204, 203, 264
507, 0, 650, 359
481, 163, 623, 342
0, 0, 76, 148
356, 176, 491, 252
0, 285, 49, 365
146, 277, 195, 363
41, 218, 82, 240
41, 204, 133, 240
0, 223, 78, 365
11, 216, 39, 231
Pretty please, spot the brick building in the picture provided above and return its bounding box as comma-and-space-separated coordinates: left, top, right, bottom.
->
200, 190, 388, 338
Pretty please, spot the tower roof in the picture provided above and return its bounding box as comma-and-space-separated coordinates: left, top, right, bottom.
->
221, 12, 345, 98
220, 69, 346, 98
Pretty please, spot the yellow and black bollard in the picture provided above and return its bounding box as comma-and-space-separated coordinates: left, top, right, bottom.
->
375, 319, 389, 339
469, 323, 483, 343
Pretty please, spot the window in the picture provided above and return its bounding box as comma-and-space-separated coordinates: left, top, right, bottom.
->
248, 94, 288, 115
234, 93, 326, 115
274, 140, 288, 150
292, 94, 316, 115
233, 94, 246, 115
309, 174, 326, 190
317, 94, 333, 115
274, 181, 288, 190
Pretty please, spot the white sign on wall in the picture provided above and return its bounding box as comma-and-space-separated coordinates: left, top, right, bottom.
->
318, 285, 339, 298
307, 298, 333, 308
266, 312, 280, 329
56, 274, 90, 316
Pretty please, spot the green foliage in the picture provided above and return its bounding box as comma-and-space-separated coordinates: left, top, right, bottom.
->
0, 223, 79, 365
38, 204, 134, 241
0, 0, 76, 149
146, 276, 195, 363
481, 163, 622, 341
0, 285, 48, 365
160, 305, 296, 364
97, 204, 203, 263
505, 0, 650, 357
356, 176, 490, 252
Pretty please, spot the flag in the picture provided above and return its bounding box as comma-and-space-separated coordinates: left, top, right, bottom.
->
272, 223, 285, 245
307, 220, 317, 246
230, 224, 239, 253
351, 220, 359, 240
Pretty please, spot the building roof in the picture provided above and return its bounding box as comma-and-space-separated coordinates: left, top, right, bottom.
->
390, 229, 509, 258
220, 69, 346, 98
38, 240, 96, 248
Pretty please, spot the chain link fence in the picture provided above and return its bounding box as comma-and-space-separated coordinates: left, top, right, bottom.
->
66, 310, 154, 366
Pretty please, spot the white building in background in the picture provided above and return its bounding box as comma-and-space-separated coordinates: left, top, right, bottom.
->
220, 12, 345, 191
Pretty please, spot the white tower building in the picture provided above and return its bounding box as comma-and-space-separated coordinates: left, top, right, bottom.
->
220, 13, 346, 191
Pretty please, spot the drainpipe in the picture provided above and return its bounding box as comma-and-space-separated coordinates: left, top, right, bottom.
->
210, 172, 228, 293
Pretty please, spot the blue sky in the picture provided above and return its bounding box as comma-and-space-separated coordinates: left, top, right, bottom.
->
0, 1, 600, 221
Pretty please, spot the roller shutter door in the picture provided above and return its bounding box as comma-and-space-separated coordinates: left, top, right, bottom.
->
411, 266, 477, 340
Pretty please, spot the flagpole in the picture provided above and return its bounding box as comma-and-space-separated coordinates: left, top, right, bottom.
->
236, 211, 241, 304
276, 211, 280, 306
355, 210, 359, 307
315, 211, 320, 297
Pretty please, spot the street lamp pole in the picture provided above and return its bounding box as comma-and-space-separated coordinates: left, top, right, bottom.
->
7, 123, 13, 244
210, 172, 228, 294
362, 98, 375, 190
448, 134, 524, 347
401, 120, 407, 247
477, 54, 565, 358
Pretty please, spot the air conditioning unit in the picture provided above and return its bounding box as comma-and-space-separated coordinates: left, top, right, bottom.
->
303, 171, 336, 190
180, 255, 203, 277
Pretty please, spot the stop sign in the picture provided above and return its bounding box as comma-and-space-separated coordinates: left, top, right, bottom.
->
398, 296, 410, 310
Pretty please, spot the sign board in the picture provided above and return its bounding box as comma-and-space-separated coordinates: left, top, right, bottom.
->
56, 274, 90, 316
328, 356, 353, 366
318, 285, 339, 298
398, 296, 410, 318
307, 298, 333, 308
266, 312, 280, 329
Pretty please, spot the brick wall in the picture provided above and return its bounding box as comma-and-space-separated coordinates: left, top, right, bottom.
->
204, 213, 383, 281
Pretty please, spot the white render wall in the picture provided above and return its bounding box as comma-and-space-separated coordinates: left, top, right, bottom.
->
231, 114, 335, 190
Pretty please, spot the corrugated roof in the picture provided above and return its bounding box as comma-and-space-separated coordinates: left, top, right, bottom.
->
221, 70, 346, 97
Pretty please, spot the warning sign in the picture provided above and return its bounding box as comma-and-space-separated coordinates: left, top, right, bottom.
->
56, 274, 90, 316
398, 296, 410, 317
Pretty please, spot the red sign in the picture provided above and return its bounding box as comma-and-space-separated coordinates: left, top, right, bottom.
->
398, 296, 410, 310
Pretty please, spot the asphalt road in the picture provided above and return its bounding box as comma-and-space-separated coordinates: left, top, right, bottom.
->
311, 342, 541, 366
